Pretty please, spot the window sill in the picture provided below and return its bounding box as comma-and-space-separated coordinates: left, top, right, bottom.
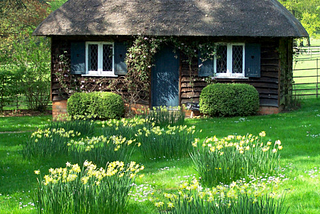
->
81, 73, 118, 77
215, 76, 248, 80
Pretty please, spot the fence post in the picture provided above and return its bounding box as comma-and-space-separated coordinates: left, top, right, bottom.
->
317, 58, 319, 98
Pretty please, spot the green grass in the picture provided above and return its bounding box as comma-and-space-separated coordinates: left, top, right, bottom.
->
1, 99, 320, 213
0, 116, 51, 132
310, 38, 320, 46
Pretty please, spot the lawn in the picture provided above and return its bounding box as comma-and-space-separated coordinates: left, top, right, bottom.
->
1, 98, 320, 213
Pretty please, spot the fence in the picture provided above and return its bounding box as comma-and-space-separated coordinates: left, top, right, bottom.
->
292, 47, 320, 98
294, 46, 320, 59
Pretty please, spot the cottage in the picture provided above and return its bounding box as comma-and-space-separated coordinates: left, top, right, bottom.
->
33, 0, 308, 118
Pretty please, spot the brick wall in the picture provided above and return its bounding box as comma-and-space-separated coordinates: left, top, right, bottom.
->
258, 106, 283, 115
52, 100, 68, 120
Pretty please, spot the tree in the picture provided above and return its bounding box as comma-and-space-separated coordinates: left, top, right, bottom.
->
0, 0, 53, 110
278, 0, 320, 37
0, 0, 51, 63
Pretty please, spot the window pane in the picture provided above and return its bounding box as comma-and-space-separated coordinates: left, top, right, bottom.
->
232, 45, 243, 73
88, 44, 98, 71
103, 44, 113, 71
216, 45, 227, 73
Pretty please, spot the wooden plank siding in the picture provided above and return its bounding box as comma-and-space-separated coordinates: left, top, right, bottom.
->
51, 39, 71, 101
51, 37, 126, 102
51, 36, 290, 109
180, 39, 281, 107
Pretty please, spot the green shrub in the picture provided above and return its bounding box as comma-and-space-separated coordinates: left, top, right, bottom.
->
199, 83, 259, 117
67, 92, 125, 120
0, 67, 23, 111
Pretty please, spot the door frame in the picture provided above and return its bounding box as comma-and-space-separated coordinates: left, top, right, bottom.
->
150, 45, 181, 108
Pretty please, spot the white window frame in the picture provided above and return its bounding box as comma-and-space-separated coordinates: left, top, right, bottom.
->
214, 43, 245, 78
83, 41, 117, 77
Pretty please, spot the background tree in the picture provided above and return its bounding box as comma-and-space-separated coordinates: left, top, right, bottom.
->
278, 0, 320, 37
0, 0, 54, 111
0, 0, 52, 62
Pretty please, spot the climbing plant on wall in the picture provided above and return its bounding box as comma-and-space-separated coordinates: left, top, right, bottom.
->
108, 36, 216, 108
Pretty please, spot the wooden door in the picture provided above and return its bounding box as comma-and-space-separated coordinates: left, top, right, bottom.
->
151, 46, 180, 107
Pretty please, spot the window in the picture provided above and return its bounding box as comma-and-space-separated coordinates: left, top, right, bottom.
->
215, 43, 245, 78
198, 43, 260, 78
85, 42, 115, 76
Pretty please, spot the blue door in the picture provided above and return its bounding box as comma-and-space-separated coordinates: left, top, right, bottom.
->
151, 46, 180, 107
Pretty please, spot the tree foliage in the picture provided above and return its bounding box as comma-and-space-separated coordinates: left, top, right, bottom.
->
278, 0, 320, 37
0, 0, 52, 62
0, 0, 55, 110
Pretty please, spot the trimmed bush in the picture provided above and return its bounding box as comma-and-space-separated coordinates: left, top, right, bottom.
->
67, 92, 124, 119
199, 83, 259, 117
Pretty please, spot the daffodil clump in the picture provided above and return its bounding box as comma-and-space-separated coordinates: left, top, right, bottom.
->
100, 117, 150, 128
153, 176, 288, 214
49, 118, 95, 136
35, 160, 144, 214
101, 117, 152, 140
68, 135, 139, 166
190, 132, 283, 186
141, 106, 185, 127
23, 128, 81, 158
135, 125, 197, 160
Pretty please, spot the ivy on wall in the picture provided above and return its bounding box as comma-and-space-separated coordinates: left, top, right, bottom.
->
108, 36, 216, 107
55, 36, 216, 108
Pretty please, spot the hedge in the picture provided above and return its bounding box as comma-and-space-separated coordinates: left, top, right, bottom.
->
67, 92, 125, 119
199, 83, 259, 117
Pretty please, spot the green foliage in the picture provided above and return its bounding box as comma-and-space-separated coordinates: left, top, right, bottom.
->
67, 92, 125, 120
169, 37, 216, 66
278, 0, 320, 37
48, 119, 95, 137
100, 118, 195, 160
108, 36, 161, 107
190, 132, 282, 187
68, 135, 137, 167
0, 0, 53, 111
136, 125, 196, 160
35, 161, 144, 214
1, 32, 51, 112
4, 99, 320, 213
13, 34, 51, 111
101, 117, 151, 140
199, 83, 259, 117
108, 36, 216, 107
22, 127, 79, 159
0, 0, 51, 63
22, 120, 92, 159
0, 68, 23, 111
140, 106, 185, 127
154, 178, 288, 214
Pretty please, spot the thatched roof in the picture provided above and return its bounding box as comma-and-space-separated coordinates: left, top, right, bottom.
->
33, 0, 308, 37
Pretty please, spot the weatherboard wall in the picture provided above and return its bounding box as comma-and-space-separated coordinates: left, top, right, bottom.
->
50, 36, 292, 114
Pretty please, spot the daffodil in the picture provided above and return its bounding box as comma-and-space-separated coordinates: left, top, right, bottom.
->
259, 131, 266, 137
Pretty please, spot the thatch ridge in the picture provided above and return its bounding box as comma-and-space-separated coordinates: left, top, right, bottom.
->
33, 0, 308, 37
